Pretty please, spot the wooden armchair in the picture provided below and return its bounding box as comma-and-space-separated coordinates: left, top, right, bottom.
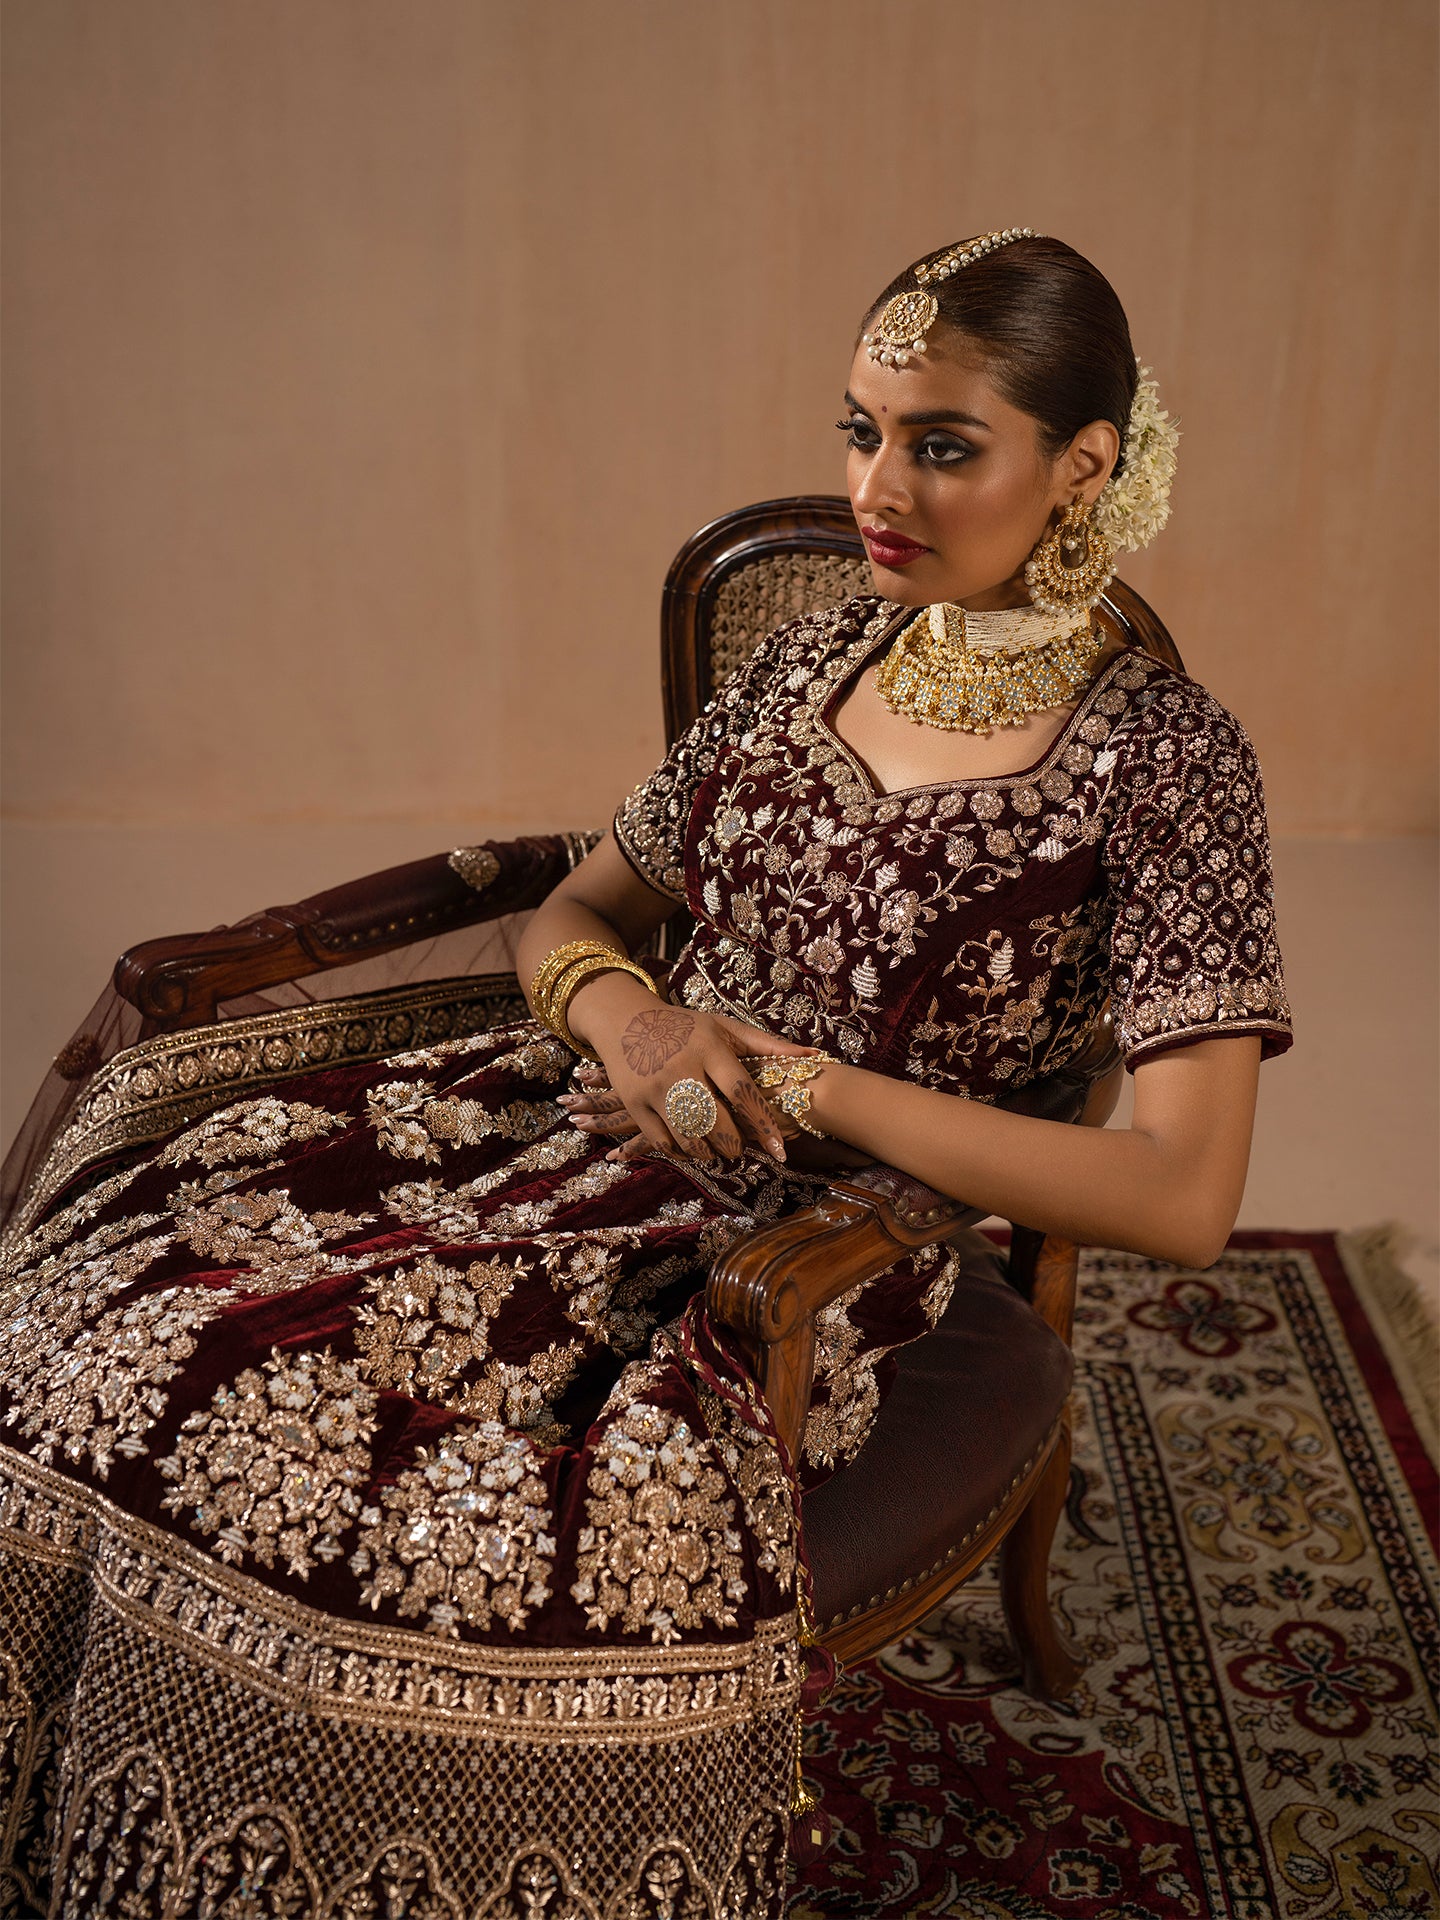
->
101, 495, 1183, 1699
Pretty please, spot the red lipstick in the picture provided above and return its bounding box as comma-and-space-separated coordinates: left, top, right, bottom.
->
862, 525, 930, 568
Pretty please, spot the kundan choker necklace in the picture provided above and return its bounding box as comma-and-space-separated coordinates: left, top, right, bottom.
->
873, 600, 1103, 734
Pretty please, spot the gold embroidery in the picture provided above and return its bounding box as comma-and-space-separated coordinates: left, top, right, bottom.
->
622, 601, 1289, 1093
1, 1173, 166, 1289
547, 1243, 687, 1356
157, 1348, 377, 1577
5, 976, 531, 1249
332, 1840, 463, 1920
803, 1246, 957, 1474
352, 1252, 583, 1436
701, 1389, 798, 1596
177, 1807, 320, 1918
58, 1749, 184, 1920
354, 1252, 526, 1394
169, 1181, 375, 1287
380, 1130, 590, 1239
366, 1079, 558, 1162
3, 1268, 221, 1480
803, 1300, 881, 1473
160, 1096, 348, 1169
2, 1445, 799, 1918
571, 1403, 747, 1643
350, 1421, 556, 1636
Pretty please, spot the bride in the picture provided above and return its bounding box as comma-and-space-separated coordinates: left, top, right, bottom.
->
0, 231, 1289, 1919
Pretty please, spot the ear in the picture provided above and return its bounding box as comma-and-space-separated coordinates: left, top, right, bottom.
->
1058, 419, 1121, 503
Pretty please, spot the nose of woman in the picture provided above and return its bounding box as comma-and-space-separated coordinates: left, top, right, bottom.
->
850, 435, 916, 522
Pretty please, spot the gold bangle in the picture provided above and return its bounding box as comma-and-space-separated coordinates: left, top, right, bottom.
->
551, 955, 656, 1055
531, 940, 612, 1025
530, 939, 657, 1058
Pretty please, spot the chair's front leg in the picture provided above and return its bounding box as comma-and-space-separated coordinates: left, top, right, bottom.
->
998, 1406, 1084, 1700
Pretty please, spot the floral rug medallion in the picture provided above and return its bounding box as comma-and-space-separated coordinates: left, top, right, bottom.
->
791, 1234, 1438, 1919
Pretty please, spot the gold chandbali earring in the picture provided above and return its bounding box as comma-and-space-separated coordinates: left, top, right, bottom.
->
1023, 497, 1115, 614
874, 600, 1102, 734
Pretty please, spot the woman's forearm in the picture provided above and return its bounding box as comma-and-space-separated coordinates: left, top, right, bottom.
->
514, 834, 676, 1021
807, 1038, 1261, 1270
515, 896, 637, 1018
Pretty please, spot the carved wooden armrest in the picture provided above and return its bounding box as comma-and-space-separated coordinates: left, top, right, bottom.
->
112, 830, 601, 1030
703, 1045, 1118, 1459
706, 1172, 983, 1459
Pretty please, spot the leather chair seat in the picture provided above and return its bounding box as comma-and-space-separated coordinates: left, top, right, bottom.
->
803, 1229, 1074, 1634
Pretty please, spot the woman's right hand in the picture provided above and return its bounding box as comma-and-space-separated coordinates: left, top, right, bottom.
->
562, 975, 815, 1165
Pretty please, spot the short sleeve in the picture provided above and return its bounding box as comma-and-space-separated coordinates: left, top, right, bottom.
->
1103, 675, 1292, 1068
612, 617, 815, 899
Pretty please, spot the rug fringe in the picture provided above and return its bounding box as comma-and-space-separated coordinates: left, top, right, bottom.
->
1337, 1220, 1439, 1467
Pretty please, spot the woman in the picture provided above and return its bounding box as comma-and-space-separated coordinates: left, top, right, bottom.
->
0, 233, 1289, 1919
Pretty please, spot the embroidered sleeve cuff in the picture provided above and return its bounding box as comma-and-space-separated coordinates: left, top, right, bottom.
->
611, 806, 687, 902
1120, 985, 1293, 1070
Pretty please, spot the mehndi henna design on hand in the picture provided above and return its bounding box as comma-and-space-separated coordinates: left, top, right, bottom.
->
727, 1072, 787, 1156
574, 1089, 629, 1116
620, 1006, 694, 1075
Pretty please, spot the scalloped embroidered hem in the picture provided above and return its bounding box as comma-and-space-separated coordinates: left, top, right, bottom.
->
0, 1445, 800, 1919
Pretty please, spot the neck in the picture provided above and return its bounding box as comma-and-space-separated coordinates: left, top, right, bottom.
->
957, 585, 1033, 613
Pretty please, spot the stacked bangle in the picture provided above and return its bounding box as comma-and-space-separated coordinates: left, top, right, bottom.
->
739, 1052, 837, 1138
530, 939, 657, 1059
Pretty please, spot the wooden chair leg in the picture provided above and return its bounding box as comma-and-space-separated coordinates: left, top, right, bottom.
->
998, 1410, 1083, 1701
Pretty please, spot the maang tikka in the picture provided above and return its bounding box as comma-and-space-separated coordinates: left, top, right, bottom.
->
862, 227, 1039, 367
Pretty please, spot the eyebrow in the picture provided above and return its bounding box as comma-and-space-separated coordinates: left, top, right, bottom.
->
843, 392, 992, 431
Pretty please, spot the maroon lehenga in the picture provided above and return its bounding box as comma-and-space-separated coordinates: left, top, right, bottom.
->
0, 597, 1290, 1918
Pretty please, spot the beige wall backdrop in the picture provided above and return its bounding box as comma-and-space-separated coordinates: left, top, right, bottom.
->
3, 0, 1437, 1154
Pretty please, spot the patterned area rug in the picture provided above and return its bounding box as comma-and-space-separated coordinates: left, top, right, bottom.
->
790, 1233, 1439, 1919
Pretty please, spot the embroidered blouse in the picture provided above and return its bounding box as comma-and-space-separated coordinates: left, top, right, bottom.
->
615, 597, 1291, 1101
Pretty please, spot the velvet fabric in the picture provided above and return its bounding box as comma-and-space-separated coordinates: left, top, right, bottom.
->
0, 597, 1291, 1916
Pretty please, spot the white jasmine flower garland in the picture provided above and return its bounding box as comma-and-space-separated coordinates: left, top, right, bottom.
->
1092, 363, 1179, 553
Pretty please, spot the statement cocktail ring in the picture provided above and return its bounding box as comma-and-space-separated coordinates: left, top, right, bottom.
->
663, 1078, 718, 1139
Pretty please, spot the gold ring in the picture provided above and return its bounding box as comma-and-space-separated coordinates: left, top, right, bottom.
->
663, 1078, 718, 1139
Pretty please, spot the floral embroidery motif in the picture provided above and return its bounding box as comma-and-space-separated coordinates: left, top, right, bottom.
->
803, 1300, 882, 1473
354, 1252, 584, 1440
331, 1841, 463, 1920
159, 1097, 347, 1170
547, 1242, 687, 1356
353, 1252, 528, 1398
158, 1348, 377, 1576
350, 1421, 555, 1635
380, 1131, 591, 1239
366, 1079, 557, 1162
168, 1181, 375, 1290
803, 1247, 956, 1473
700, 1392, 797, 1596
571, 1403, 746, 1642
3, 1282, 226, 1479
175, 1808, 319, 1917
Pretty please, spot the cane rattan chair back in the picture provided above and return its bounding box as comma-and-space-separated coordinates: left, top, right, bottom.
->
661, 493, 1182, 745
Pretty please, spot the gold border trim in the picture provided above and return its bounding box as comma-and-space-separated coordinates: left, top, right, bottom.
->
7, 974, 530, 1244
1123, 1013, 1293, 1065
0, 1442, 801, 1744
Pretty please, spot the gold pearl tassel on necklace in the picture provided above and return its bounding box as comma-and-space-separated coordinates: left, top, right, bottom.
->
873, 600, 1103, 734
